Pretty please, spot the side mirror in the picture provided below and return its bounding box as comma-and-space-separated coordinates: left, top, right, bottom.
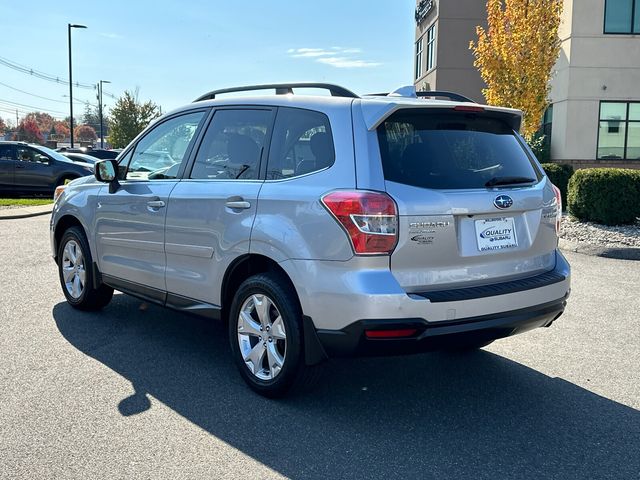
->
95, 159, 120, 193
36, 154, 51, 164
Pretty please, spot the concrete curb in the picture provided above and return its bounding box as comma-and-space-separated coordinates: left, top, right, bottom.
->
559, 238, 640, 261
0, 204, 53, 220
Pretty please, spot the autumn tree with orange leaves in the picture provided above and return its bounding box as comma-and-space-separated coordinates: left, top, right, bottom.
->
470, 0, 563, 139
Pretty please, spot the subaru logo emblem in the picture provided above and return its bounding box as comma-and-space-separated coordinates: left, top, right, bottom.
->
494, 195, 513, 209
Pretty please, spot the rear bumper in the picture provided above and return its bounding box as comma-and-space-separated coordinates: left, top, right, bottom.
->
314, 296, 567, 357
281, 249, 571, 333
292, 250, 571, 361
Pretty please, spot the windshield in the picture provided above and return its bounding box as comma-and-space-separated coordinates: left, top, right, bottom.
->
377, 110, 541, 190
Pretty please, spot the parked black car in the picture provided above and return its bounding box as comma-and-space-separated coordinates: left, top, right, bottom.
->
61, 152, 97, 165
86, 149, 119, 160
0, 142, 94, 194
57, 147, 119, 160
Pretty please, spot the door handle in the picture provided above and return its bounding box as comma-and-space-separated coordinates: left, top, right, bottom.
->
15, 164, 25, 169
147, 200, 166, 208
225, 200, 251, 209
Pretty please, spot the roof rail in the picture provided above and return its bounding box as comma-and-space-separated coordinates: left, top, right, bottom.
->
416, 91, 475, 103
364, 90, 475, 103
194, 83, 359, 102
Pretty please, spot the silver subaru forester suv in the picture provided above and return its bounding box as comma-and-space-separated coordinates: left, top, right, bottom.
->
51, 83, 570, 397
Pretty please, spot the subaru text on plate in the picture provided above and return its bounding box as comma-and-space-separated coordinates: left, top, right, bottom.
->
50, 83, 570, 397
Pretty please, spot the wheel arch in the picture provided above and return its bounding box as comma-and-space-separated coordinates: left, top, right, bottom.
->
221, 253, 328, 366
221, 253, 296, 321
53, 214, 86, 264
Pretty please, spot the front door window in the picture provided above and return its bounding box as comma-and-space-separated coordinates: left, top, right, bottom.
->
125, 111, 205, 180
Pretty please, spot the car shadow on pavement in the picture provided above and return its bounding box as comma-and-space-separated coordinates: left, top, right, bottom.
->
53, 295, 640, 480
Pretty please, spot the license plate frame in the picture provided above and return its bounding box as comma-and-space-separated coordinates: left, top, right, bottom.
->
474, 217, 518, 252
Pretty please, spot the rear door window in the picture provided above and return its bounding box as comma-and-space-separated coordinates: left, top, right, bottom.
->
190, 109, 273, 180
0, 145, 15, 160
377, 110, 541, 190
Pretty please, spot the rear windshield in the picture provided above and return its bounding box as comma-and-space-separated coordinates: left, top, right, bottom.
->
377, 110, 541, 190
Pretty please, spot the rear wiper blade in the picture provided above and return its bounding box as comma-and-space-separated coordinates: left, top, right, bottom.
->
485, 176, 536, 187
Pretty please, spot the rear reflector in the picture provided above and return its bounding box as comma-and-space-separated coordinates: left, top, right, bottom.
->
453, 105, 485, 113
365, 329, 418, 339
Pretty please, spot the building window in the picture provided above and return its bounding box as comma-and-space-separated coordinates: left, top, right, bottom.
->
534, 105, 553, 162
597, 102, 640, 160
426, 24, 436, 71
604, 0, 640, 33
415, 38, 423, 80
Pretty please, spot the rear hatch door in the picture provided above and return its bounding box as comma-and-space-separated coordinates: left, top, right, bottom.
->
376, 107, 559, 293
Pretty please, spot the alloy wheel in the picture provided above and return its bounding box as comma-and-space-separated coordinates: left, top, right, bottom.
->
237, 294, 287, 381
61, 239, 86, 299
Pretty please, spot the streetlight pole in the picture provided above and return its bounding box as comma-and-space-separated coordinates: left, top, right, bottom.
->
68, 23, 87, 148
97, 80, 110, 149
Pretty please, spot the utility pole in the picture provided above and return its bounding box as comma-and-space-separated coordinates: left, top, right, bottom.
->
68, 23, 87, 148
97, 80, 110, 149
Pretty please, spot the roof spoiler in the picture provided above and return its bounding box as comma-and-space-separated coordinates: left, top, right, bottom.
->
360, 102, 523, 132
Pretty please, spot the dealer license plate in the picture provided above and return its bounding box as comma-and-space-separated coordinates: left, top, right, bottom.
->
475, 217, 518, 252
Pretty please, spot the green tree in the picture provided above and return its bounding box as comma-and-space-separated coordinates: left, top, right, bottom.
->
108, 90, 161, 148
82, 103, 100, 131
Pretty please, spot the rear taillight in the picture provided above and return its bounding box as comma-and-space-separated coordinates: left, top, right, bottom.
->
321, 190, 398, 255
552, 184, 562, 234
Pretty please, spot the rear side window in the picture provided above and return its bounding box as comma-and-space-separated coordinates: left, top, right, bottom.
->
0, 145, 15, 160
266, 107, 334, 180
377, 110, 540, 189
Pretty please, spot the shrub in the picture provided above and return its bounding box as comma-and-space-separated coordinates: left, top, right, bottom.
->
567, 168, 640, 225
541, 163, 574, 209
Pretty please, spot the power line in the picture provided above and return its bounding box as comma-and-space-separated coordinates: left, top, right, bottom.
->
0, 80, 86, 105
0, 55, 117, 100
0, 98, 68, 116
0, 54, 94, 89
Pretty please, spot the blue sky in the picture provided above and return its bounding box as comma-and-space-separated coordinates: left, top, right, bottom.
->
0, 1, 415, 123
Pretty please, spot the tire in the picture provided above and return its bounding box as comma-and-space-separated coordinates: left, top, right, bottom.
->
228, 272, 315, 398
56, 176, 78, 187
57, 226, 113, 311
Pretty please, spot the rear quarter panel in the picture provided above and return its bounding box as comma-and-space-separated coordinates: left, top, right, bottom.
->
250, 105, 357, 262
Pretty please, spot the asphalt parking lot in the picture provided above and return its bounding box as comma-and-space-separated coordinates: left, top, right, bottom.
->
1, 215, 639, 479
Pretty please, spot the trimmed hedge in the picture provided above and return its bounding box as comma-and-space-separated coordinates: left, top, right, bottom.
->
567, 168, 640, 225
541, 163, 574, 209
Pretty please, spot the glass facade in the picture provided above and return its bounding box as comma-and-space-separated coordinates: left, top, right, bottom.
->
415, 37, 423, 80
426, 24, 435, 71
597, 102, 640, 160
604, 0, 640, 33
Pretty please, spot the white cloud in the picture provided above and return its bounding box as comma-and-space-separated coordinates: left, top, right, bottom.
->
317, 57, 382, 68
287, 47, 381, 68
291, 48, 334, 58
